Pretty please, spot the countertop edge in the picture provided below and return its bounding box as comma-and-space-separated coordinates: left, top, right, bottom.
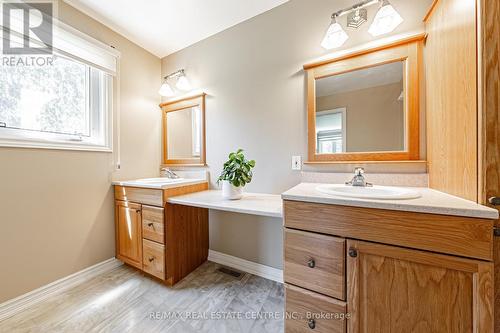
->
281, 193, 499, 220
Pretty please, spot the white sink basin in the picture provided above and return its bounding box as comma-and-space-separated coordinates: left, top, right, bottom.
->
316, 184, 421, 200
134, 177, 184, 184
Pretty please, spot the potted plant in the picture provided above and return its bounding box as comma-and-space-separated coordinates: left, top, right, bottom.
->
217, 149, 256, 200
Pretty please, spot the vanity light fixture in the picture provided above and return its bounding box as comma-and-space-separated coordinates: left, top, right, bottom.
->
321, 0, 403, 50
159, 80, 175, 97
158, 69, 192, 96
175, 72, 192, 91
368, 0, 404, 36
347, 8, 368, 29
321, 15, 349, 50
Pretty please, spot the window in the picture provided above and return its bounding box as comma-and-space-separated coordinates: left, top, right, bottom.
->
0, 54, 112, 150
316, 108, 347, 154
0, 9, 118, 151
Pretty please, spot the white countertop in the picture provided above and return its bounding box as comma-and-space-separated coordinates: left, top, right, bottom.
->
282, 183, 499, 219
112, 178, 207, 189
167, 190, 283, 218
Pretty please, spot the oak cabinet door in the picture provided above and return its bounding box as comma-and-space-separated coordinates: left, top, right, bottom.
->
347, 240, 493, 333
115, 200, 142, 269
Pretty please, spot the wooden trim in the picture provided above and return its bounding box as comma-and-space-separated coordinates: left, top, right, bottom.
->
303, 33, 426, 70
476, 0, 500, 331
423, 0, 440, 22
307, 41, 422, 162
158, 92, 206, 108
162, 163, 207, 167
161, 94, 206, 166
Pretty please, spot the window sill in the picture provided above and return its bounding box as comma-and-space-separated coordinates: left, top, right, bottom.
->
0, 139, 112, 153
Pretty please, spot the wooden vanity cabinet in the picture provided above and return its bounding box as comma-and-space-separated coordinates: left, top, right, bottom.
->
115, 200, 143, 269
114, 182, 208, 285
283, 200, 494, 333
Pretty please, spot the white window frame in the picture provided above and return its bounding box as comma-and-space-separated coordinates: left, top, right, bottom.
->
0, 60, 113, 152
0, 11, 118, 152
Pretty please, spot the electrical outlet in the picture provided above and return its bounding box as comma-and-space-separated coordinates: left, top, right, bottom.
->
291, 156, 302, 170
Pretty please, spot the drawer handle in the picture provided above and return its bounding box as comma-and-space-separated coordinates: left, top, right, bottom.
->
308, 318, 316, 329
148, 256, 155, 262
147, 223, 154, 227
349, 248, 358, 258
307, 258, 315, 268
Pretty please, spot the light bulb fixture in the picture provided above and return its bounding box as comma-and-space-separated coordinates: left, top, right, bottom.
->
320, 0, 404, 49
176, 73, 192, 91
368, 0, 403, 36
321, 15, 349, 50
159, 81, 174, 97
158, 69, 192, 96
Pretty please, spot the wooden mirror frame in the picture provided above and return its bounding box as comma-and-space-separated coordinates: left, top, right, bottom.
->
159, 93, 206, 166
304, 35, 424, 163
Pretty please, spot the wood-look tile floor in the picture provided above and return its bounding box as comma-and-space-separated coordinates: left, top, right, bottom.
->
0, 262, 284, 333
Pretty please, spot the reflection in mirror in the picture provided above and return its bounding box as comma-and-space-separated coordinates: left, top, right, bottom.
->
166, 106, 201, 160
315, 61, 405, 154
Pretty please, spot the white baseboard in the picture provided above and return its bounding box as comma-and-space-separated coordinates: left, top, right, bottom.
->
208, 250, 283, 283
0, 258, 123, 322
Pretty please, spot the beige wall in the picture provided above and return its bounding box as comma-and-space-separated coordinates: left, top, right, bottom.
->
161, 0, 431, 269
0, 1, 161, 303
316, 82, 405, 152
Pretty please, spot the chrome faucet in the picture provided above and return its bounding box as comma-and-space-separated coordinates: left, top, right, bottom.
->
160, 167, 180, 179
346, 167, 372, 187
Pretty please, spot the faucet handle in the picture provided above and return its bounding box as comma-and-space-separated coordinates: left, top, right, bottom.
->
354, 167, 364, 176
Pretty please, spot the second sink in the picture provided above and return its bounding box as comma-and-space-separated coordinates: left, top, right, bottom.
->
316, 184, 421, 200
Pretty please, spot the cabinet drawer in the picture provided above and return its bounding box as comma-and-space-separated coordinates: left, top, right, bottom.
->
114, 186, 163, 206
142, 239, 165, 280
284, 228, 345, 300
142, 205, 164, 244
285, 284, 347, 333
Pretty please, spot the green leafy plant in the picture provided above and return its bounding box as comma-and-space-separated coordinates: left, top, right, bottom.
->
217, 149, 256, 187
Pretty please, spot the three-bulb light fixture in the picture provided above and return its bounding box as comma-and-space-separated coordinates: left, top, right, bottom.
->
158, 69, 192, 97
321, 0, 403, 50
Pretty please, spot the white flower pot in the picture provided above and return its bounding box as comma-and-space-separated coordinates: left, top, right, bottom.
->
221, 180, 243, 200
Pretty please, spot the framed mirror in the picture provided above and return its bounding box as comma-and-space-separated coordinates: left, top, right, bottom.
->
305, 37, 423, 162
160, 93, 206, 166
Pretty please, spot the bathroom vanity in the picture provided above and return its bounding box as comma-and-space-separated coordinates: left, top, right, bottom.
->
112, 176, 208, 285
282, 183, 498, 333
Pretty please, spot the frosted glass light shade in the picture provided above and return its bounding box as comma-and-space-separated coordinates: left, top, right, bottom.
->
159, 82, 174, 96
321, 21, 349, 50
368, 2, 403, 36
176, 75, 192, 91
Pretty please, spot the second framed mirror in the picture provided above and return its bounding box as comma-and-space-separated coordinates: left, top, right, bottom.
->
305, 36, 424, 162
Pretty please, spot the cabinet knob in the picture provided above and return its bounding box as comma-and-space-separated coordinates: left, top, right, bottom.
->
489, 197, 500, 206
307, 318, 316, 329
136, 209, 141, 213
348, 248, 358, 258
148, 256, 155, 262
148, 223, 154, 227
307, 258, 316, 268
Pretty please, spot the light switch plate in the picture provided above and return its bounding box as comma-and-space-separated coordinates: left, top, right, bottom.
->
291, 156, 302, 170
